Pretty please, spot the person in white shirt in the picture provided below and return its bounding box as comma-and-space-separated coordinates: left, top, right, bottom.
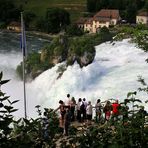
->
65, 94, 71, 107
86, 101, 93, 125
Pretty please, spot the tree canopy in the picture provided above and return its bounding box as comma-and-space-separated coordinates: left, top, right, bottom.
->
36, 8, 70, 33
0, 0, 20, 23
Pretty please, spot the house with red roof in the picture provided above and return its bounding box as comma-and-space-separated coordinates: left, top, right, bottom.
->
76, 17, 88, 30
84, 17, 93, 33
76, 9, 121, 33
91, 9, 121, 33
136, 10, 148, 25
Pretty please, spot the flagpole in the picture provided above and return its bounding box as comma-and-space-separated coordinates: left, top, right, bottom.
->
21, 12, 27, 119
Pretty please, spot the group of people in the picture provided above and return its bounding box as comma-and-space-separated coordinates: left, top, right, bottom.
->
54, 94, 121, 136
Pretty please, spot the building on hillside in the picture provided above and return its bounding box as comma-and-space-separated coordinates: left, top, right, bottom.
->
91, 9, 121, 33
7, 21, 21, 32
76, 17, 88, 30
84, 18, 93, 33
136, 10, 148, 25
76, 9, 121, 33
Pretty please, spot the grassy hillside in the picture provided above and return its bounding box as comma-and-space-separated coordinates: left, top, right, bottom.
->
14, 0, 87, 22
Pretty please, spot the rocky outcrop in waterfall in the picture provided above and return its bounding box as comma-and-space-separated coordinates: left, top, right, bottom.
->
37, 35, 96, 78
40, 35, 95, 67
16, 34, 102, 79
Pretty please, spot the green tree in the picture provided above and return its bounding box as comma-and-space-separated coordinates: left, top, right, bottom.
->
66, 24, 84, 36
87, 0, 109, 12
96, 0, 108, 11
144, 0, 148, 10
134, 30, 148, 52
87, 0, 97, 12
135, 0, 146, 10
125, 0, 137, 23
109, 0, 122, 9
99, 26, 113, 42
0, 0, 20, 22
45, 8, 70, 33
35, 17, 47, 32
23, 11, 36, 29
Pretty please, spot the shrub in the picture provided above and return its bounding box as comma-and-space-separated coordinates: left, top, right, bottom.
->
98, 27, 113, 42
133, 30, 148, 51
0, 72, 19, 148
66, 24, 84, 36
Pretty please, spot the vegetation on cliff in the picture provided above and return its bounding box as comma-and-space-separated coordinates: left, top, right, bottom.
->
16, 26, 113, 79
113, 24, 148, 52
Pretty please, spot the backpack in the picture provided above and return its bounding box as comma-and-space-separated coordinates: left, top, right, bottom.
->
80, 102, 85, 112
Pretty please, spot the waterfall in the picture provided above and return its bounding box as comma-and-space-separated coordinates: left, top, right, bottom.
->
0, 32, 148, 118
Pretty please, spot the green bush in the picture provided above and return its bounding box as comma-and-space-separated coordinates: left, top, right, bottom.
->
100, 31, 113, 43
69, 36, 95, 56
66, 24, 84, 36
0, 72, 60, 147
0, 72, 19, 147
133, 30, 148, 51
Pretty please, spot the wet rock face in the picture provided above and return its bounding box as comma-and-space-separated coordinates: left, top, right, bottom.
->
41, 48, 96, 68
67, 50, 96, 67
27, 34, 96, 79
41, 35, 96, 68
79, 51, 96, 67
40, 35, 68, 65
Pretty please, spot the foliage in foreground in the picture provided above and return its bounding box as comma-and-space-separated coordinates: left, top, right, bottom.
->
0, 71, 148, 147
0, 72, 59, 148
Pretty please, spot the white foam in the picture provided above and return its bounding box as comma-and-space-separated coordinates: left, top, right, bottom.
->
1, 39, 148, 118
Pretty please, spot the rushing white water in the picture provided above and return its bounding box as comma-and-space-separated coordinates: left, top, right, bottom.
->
0, 35, 148, 118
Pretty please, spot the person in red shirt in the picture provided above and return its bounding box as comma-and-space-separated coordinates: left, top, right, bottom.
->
112, 100, 120, 122
112, 100, 120, 114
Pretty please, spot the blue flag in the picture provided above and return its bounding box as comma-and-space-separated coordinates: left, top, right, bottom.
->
21, 12, 27, 57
